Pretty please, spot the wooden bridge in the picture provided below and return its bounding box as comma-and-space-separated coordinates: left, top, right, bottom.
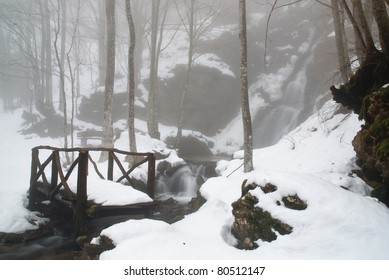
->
29, 146, 156, 237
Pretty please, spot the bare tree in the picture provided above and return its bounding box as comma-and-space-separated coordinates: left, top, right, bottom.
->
101, 0, 116, 160
147, 0, 161, 140
239, 0, 253, 173
53, 0, 70, 162
98, 0, 106, 86
372, 0, 389, 60
174, 0, 223, 148
331, 0, 351, 82
43, 0, 53, 110
125, 0, 137, 154
58, 0, 66, 111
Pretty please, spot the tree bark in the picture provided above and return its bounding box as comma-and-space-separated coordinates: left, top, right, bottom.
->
331, 0, 352, 82
372, 0, 389, 60
147, 0, 161, 140
44, 0, 53, 110
101, 0, 116, 161
176, 0, 195, 149
125, 0, 137, 154
58, 0, 66, 111
98, 0, 106, 87
239, 0, 253, 173
352, 0, 376, 53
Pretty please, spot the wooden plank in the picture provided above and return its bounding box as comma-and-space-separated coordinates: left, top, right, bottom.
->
116, 156, 148, 183
50, 151, 59, 192
107, 151, 114, 181
53, 151, 76, 200
111, 152, 134, 185
30, 152, 53, 188
147, 153, 156, 199
88, 154, 105, 179
33, 145, 151, 157
49, 156, 79, 198
75, 151, 89, 236
30, 149, 39, 187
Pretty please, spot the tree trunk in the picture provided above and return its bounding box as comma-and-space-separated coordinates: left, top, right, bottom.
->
44, 0, 53, 110
352, 0, 376, 53
58, 0, 66, 111
331, 0, 352, 82
101, 0, 116, 161
125, 0, 137, 154
372, 0, 389, 60
176, 0, 195, 149
239, 0, 253, 173
98, 0, 106, 87
147, 0, 161, 140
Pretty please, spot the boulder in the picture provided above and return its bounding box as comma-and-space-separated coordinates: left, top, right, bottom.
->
231, 181, 293, 250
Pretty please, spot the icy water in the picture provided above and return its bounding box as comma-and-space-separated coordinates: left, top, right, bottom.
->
0, 235, 77, 260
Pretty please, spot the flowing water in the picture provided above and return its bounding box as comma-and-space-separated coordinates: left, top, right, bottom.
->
155, 165, 208, 203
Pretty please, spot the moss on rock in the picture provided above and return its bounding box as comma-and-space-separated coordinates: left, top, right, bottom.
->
231, 181, 293, 250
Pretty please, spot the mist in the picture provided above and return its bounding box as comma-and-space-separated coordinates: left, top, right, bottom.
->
0, 0, 340, 150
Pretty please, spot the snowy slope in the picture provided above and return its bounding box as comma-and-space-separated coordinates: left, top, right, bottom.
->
92, 101, 389, 260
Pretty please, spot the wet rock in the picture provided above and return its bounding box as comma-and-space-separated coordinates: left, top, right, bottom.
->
260, 183, 278, 194
282, 194, 308, 210
353, 86, 389, 206
76, 235, 114, 260
231, 181, 293, 250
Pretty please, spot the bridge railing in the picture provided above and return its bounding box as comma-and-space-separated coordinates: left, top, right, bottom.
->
29, 146, 155, 236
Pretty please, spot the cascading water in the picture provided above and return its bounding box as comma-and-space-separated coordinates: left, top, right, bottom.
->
253, 52, 313, 148
155, 165, 208, 203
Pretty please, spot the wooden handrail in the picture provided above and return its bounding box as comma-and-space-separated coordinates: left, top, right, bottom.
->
29, 146, 156, 236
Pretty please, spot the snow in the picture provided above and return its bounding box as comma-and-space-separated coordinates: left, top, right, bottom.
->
1, 1, 389, 261
89, 101, 389, 260
1, 99, 389, 261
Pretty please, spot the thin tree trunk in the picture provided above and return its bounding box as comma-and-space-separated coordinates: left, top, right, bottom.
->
352, 0, 376, 53
101, 0, 116, 161
125, 0, 137, 154
98, 0, 106, 86
44, 0, 53, 110
176, 0, 195, 149
239, 0, 253, 173
147, 0, 161, 140
372, 0, 389, 60
332, 0, 352, 82
58, 0, 66, 111
342, 0, 368, 57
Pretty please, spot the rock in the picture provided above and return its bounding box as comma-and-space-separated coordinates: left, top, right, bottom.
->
231, 182, 293, 250
76, 235, 115, 260
330, 51, 389, 207
353, 86, 389, 206
260, 183, 278, 194
282, 194, 308, 210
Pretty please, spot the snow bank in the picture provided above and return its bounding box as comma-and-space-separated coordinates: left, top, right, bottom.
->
96, 101, 389, 259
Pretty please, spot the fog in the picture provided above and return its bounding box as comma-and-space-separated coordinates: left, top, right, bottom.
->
0, 0, 340, 149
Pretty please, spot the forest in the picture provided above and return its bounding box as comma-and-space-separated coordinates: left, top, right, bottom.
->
1, 0, 389, 262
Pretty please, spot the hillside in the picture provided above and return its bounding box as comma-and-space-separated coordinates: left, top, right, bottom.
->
91, 100, 389, 259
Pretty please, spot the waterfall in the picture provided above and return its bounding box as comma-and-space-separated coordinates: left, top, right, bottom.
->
155, 165, 208, 203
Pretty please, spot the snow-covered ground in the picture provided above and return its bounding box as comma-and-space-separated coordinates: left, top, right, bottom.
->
2, 98, 388, 260
91, 101, 389, 260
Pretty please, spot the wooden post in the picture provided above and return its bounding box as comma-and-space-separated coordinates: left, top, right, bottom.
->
107, 151, 114, 181
50, 151, 59, 192
75, 151, 88, 237
29, 148, 39, 208
147, 153, 155, 199
30, 149, 39, 187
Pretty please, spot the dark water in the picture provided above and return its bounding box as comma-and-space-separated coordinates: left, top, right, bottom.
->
0, 235, 77, 260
